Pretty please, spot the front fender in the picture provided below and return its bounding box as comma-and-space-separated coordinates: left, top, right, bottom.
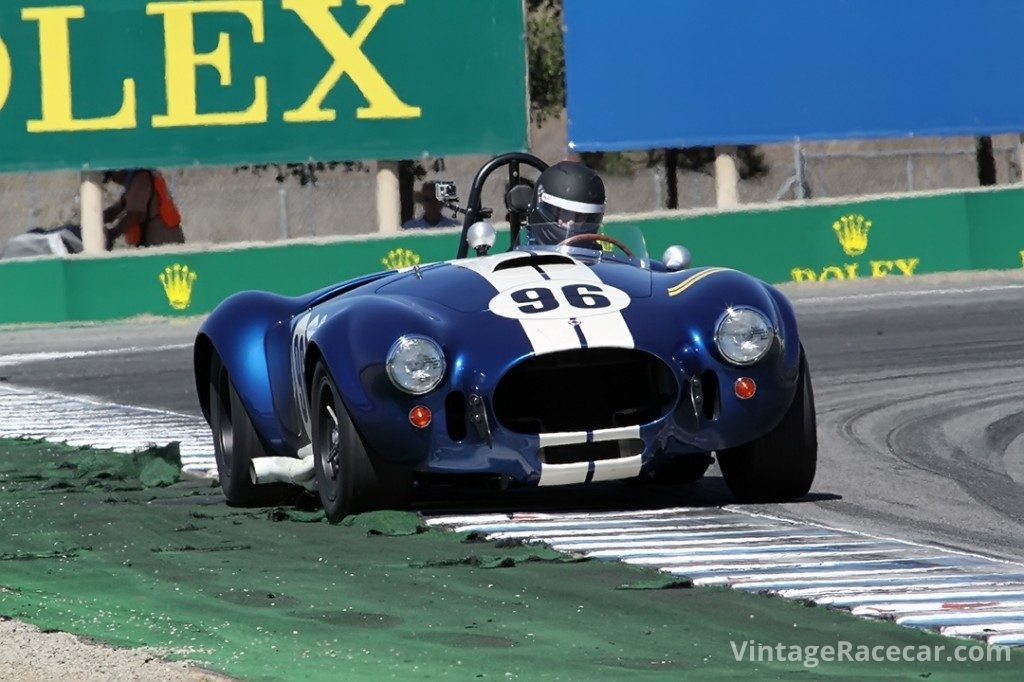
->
307, 296, 455, 465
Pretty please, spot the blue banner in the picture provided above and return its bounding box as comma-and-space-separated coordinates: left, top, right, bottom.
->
564, 0, 1024, 151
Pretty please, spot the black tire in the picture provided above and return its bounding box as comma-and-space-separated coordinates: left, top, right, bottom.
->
209, 353, 291, 506
650, 454, 713, 484
311, 362, 412, 522
717, 351, 817, 503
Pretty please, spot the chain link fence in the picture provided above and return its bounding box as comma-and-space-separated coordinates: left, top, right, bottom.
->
1, 131, 1022, 248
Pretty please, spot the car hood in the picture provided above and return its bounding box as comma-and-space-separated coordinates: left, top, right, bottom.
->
375, 251, 652, 314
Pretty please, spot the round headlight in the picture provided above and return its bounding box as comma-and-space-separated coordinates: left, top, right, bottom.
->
386, 336, 446, 395
715, 308, 774, 366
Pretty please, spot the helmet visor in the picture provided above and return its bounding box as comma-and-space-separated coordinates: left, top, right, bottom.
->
536, 190, 604, 231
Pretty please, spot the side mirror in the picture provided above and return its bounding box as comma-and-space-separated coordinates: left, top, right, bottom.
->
467, 221, 497, 257
662, 245, 691, 272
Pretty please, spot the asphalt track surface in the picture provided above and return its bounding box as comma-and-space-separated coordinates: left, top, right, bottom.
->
3, 270, 1024, 565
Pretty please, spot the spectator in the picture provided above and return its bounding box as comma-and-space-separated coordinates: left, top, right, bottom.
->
102, 169, 185, 249
402, 181, 460, 229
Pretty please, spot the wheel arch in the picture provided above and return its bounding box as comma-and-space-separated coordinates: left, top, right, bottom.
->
196, 290, 304, 454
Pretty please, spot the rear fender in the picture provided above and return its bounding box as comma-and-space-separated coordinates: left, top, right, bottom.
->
194, 291, 301, 455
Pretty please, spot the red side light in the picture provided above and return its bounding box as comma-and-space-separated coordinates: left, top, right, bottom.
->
409, 405, 432, 428
734, 378, 756, 400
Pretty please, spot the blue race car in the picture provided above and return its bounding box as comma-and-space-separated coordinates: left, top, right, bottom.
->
194, 153, 816, 521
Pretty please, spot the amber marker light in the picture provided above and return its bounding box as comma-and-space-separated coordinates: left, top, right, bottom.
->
409, 405, 432, 428
735, 377, 757, 400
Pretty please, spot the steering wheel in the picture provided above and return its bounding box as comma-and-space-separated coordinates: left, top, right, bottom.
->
558, 233, 634, 258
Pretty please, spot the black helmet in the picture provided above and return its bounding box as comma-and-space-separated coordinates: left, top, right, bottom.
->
527, 161, 606, 245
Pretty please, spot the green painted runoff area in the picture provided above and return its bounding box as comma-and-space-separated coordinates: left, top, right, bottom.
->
2, 186, 1024, 324
0, 439, 1019, 680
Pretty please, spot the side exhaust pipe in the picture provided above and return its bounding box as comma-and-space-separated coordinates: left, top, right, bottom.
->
251, 455, 316, 490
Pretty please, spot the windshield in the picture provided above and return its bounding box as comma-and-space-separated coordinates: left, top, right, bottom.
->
517, 223, 650, 267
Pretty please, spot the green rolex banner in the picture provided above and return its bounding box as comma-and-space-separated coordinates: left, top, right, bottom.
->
0, 0, 527, 171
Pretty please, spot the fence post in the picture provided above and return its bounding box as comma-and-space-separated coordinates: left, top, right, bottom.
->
1016, 134, 1024, 183
714, 146, 740, 208
278, 184, 289, 239
651, 167, 663, 210
794, 142, 808, 200
80, 171, 105, 254
376, 160, 401, 233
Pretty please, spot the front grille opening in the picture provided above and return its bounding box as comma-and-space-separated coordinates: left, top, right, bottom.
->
445, 391, 467, 442
540, 439, 644, 465
700, 370, 720, 420
494, 348, 676, 434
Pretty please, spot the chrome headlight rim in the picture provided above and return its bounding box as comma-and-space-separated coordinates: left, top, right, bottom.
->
385, 335, 447, 396
714, 306, 775, 367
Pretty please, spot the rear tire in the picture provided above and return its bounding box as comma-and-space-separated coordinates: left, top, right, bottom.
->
311, 362, 411, 522
717, 351, 817, 503
209, 353, 291, 506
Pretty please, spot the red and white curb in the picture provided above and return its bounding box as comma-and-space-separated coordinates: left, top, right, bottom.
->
427, 508, 1024, 647
0, 384, 217, 477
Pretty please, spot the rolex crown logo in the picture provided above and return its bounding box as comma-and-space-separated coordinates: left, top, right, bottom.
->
832, 214, 872, 257
381, 248, 421, 270
159, 264, 197, 311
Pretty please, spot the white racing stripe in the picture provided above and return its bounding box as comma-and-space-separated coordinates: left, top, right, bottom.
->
427, 506, 1024, 646
592, 454, 642, 482
0, 384, 216, 477
455, 253, 634, 354
544, 262, 634, 350
537, 461, 589, 486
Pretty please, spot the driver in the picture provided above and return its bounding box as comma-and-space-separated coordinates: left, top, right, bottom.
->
526, 161, 605, 245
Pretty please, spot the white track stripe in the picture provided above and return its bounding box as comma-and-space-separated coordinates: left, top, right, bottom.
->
0, 384, 216, 476
428, 508, 1024, 646
898, 611, 1024, 627
829, 589, 1024, 607
853, 599, 1024, 617
796, 283, 1024, 306
0, 344, 192, 368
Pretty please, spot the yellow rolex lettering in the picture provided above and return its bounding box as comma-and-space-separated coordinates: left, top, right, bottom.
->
870, 260, 895, 278
283, 0, 420, 122
148, 0, 267, 128
23, 6, 137, 132
893, 258, 919, 276
790, 268, 817, 282
844, 263, 859, 279
0, 36, 11, 112
819, 265, 846, 280
1020, 249, 1024, 268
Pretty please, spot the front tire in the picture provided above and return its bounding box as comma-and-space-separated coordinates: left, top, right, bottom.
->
311, 362, 411, 522
717, 351, 817, 503
209, 353, 289, 506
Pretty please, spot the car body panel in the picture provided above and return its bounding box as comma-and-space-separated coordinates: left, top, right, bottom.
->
196, 246, 801, 487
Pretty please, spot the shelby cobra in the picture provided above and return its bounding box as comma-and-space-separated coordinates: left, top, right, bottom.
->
194, 153, 816, 521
